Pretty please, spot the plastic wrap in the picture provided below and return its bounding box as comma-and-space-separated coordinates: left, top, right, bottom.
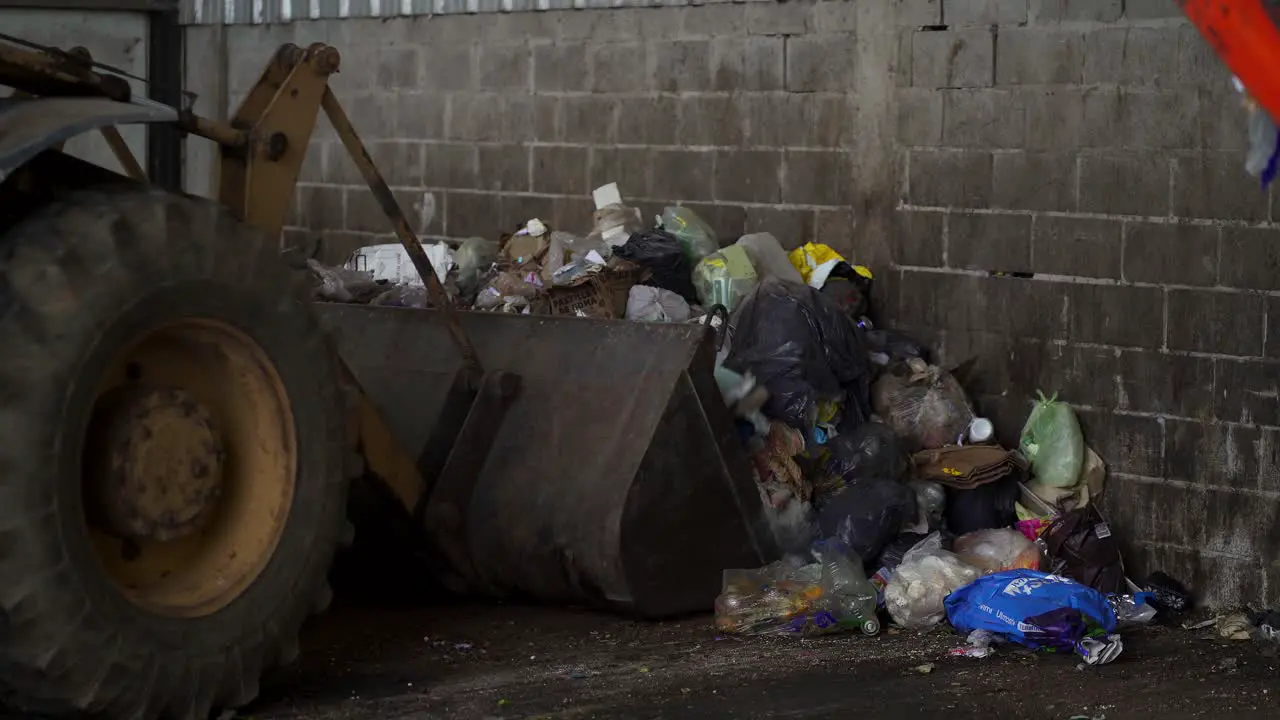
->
1020, 392, 1084, 489
872, 359, 975, 452
661, 206, 718, 261
724, 279, 873, 436
625, 285, 691, 323
884, 532, 981, 630
454, 236, 499, 298
588, 203, 645, 248
714, 542, 880, 637
614, 229, 698, 303
308, 259, 379, 302
953, 528, 1044, 574
694, 245, 759, 313
1109, 594, 1158, 629
817, 477, 916, 568
735, 233, 805, 285
823, 423, 906, 484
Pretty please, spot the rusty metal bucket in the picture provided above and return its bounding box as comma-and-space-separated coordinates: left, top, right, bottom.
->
317, 304, 778, 618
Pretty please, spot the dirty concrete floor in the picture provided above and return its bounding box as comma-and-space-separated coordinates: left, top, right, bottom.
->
245, 600, 1280, 720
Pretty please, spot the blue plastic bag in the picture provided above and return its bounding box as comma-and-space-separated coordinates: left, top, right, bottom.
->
944, 569, 1118, 647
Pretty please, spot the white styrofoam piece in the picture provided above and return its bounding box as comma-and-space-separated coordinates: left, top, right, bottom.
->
347, 242, 452, 286
592, 182, 622, 209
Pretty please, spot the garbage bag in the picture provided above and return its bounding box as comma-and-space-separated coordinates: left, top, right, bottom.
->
454, 236, 499, 298
953, 528, 1044, 574
308, 259, 379, 302
819, 277, 870, 319
817, 477, 916, 567
908, 479, 946, 531
1019, 391, 1084, 488
626, 285, 691, 323
1043, 506, 1125, 594
872, 359, 974, 452
945, 476, 1019, 536
614, 229, 698, 303
945, 569, 1118, 647
865, 329, 928, 365
884, 531, 981, 630
877, 532, 930, 571
714, 542, 880, 637
788, 242, 846, 289
1143, 571, 1192, 620
661, 205, 719, 261
735, 233, 805, 285
725, 278, 873, 437
693, 245, 759, 313
823, 423, 906, 484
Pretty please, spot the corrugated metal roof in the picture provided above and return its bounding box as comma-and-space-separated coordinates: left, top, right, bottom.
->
180, 0, 694, 26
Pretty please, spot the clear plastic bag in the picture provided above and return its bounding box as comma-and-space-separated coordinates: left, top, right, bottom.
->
952, 528, 1044, 574
1019, 391, 1084, 488
735, 232, 805, 285
693, 245, 759, 313
1108, 593, 1158, 629
872, 359, 975, 452
307, 259, 378, 302
714, 541, 880, 637
908, 479, 946, 531
661, 205, 719, 261
884, 532, 981, 630
454, 236, 499, 298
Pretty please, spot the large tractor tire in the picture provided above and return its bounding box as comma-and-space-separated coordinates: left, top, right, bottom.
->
0, 188, 349, 719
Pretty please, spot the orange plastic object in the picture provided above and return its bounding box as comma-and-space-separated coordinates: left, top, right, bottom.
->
1183, 0, 1280, 121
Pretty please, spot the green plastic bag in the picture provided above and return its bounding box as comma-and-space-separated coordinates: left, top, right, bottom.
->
1019, 391, 1084, 489
662, 206, 719, 262
694, 245, 758, 312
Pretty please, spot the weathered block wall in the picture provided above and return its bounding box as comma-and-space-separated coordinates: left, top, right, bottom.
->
894, 0, 1280, 606
201, 0, 1280, 606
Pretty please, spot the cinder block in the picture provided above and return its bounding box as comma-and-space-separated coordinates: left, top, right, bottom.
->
478, 44, 530, 91
1204, 488, 1280, 558
560, 96, 618, 145
296, 185, 345, 232
715, 149, 782, 203
1078, 153, 1170, 217
1221, 227, 1280, 292
782, 150, 851, 206
946, 0, 1028, 26
993, 152, 1076, 212
589, 42, 649, 93
443, 191, 499, 239
911, 29, 994, 88
478, 145, 530, 193
394, 93, 447, 141
1083, 27, 1181, 88
652, 40, 712, 92
679, 96, 744, 147
710, 37, 785, 91
943, 89, 1026, 148
343, 92, 397, 140
1124, 222, 1219, 287
649, 149, 715, 202
616, 96, 679, 146
786, 35, 859, 91
346, 187, 425, 234
947, 212, 1032, 272
740, 94, 807, 147
680, 202, 747, 242
681, 4, 748, 38
1173, 153, 1270, 222
1179, 22, 1229, 89
816, 208, 857, 252
588, 147, 651, 201
896, 88, 944, 146
1030, 0, 1122, 23
1125, 0, 1183, 19
894, 209, 946, 266
1082, 89, 1200, 151
1117, 351, 1215, 418
996, 28, 1084, 85
557, 8, 640, 43
907, 149, 993, 208
503, 95, 559, 144
447, 93, 504, 142
422, 45, 474, 92
1215, 359, 1280, 428
896, 0, 942, 27
746, 2, 810, 36
531, 145, 590, 196
363, 141, 425, 188
804, 96, 853, 148
745, 207, 816, 248
1031, 216, 1122, 278
900, 273, 1072, 339
1078, 411, 1167, 476
1024, 89, 1084, 150
1068, 283, 1165, 348
812, 3, 858, 33
533, 44, 588, 92
422, 142, 479, 189
1168, 289, 1266, 356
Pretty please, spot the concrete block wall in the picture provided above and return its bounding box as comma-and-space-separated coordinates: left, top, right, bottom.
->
893, 0, 1280, 606
198, 0, 1280, 606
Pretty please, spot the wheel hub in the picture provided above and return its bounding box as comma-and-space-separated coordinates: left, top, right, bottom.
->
88, 386, 226, 542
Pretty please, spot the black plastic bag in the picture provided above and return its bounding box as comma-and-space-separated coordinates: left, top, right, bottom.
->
876, 532, 930, 570
865, 329, 928, 365
825, 423, 906, 484
944, 476, 1018, 536
1143, 571, 1192, 621
1044, 506, 1125, 595
725, 278, 873, 436
614, 229, 698, 303
817, 477, 916, 568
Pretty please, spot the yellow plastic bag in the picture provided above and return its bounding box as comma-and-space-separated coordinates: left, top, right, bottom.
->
788, 242, 869, 288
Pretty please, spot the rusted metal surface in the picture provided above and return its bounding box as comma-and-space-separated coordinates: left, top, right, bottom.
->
322, 87, 484, 377
0, 97, 177, 179
319, 305, 778, 617
0, 36, 132, 101
86, 386, 226, 542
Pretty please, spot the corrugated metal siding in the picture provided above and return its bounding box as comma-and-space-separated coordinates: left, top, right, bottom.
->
180, 0, 704, 26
